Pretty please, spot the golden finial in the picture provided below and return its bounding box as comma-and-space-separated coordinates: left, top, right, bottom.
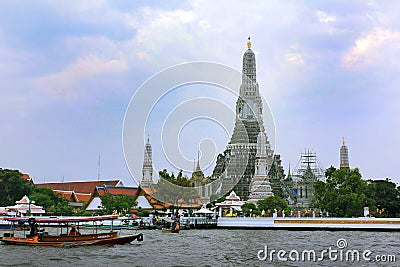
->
147, 135, 150, 143
247, 36, 251, 49
342, 137, 345, 146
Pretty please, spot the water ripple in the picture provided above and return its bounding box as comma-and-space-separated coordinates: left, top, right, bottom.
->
1, 229, 399, 266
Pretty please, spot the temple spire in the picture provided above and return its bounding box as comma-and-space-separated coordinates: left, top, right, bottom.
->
248, 119, 274, 202
141, 135, 154, 187
196, 150, 201, 172
340, 137, 350, 169
213, 37, 274, 200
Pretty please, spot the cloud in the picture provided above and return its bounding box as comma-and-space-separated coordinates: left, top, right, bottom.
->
316, 10, 336, 23
38, 0, 120, 26
35, 54, 128, 99
342, 28, 400, 70
1, 0, 400, 183
285, 52, 304, 65
133, 8, 197, 64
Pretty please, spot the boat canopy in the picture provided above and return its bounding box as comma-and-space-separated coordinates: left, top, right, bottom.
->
4, 215, 119, 223
194, 208, 214, 214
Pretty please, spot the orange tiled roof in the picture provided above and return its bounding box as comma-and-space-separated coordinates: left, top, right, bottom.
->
36, 180, 121, 194
139, 186, 202, 209
96, 186, 139, 197
152, 204, 168, 210
21, 173, 31, 183
141, 187, 154, 195
54, 190, 73, 199
180, 203, 201, 208
74, 192, 92, 203
105, 186, 138, 196
97, 187, 106, 196
143, 193, 159, 204
53, 190, 92, 203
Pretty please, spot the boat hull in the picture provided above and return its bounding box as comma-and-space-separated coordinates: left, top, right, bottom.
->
1, 232, 143, 247
70, 234, 142, 247
162, 228, 180, 233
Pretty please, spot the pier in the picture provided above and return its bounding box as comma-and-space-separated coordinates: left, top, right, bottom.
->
180, 217, 217, 229
217, 217, 400, 231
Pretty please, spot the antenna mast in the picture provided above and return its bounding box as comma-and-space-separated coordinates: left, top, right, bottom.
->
98, 154, 101, 181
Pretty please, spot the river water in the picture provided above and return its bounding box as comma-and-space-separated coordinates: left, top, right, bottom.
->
0, 229, 399, 266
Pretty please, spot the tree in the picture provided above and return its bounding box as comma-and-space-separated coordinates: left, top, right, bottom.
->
257, 196, 289, 212
154, 169, 200, 213
100, 193, 114, 214
137, 207, 149, 217
50, 198, 73, 216
113, 195, 137, 215
159, 169, 192, 187
366, 179, 400, 217
100, 193, 137, 215
0, 169, 32, 206
241, 202, 258, 216
30, 187, 59, 211
312, 167, 368, 217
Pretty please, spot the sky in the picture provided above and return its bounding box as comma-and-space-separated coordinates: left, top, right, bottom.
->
0, 0, 399, 186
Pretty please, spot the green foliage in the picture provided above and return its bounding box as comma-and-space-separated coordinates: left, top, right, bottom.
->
313, 167, 369, 217
30, 187, 60, 211
137, 209, 149, 217
216, 196, 226, 203
0, 169, 32, 206
100, 193, 137, 215
366, 179, 400, 217
100, 193, 113, 214
314, 168, 400, 218
159, 169, 192, 187
155, 169, 200, 208
241, 202, 259, 216
50, 198, 73, 216
253, 209, 262, 216
73, 209, 93, 216
257, 196, 289, 212
30, 187, 79, 215
283, 207, 291, 216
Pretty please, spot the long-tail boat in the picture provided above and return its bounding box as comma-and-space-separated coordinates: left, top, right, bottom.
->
161, 219, 180, 233
0, 215, 143, 247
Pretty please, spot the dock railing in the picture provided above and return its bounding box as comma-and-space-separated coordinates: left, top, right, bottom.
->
180, 217, 217, 228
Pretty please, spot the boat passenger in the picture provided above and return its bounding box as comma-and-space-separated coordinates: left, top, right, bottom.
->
174, 222, 179, 231
34, 223, 39, 235
69, 226, 81, 236
28, 223, 39, 237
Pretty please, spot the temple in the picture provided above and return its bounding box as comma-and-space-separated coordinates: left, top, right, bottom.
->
340, 137, 350, 169
285, 150, 325, 208
247, 125, 274, 203
191, 154, 212, 204
212, 37, 282, 200
141, 136, 154, 187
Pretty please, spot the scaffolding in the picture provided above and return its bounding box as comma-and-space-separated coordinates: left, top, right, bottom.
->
292, 150, 325, 182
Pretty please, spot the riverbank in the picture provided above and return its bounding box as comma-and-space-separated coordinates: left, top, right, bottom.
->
217, 217, 400, 231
